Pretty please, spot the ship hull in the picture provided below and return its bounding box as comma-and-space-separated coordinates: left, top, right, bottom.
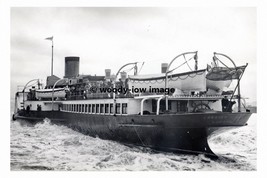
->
13, 111, 252, 157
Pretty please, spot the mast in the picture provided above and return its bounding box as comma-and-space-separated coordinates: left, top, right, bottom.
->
45, 36, 54, 76
52, 40, 54, 76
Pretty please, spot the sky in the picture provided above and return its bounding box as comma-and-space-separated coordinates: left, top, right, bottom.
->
10, 7, 257, 103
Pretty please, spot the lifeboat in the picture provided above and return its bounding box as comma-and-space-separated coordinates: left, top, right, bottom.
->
35, 88, 66, 99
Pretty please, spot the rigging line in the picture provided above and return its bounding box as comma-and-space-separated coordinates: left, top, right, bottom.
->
188, 73, 197, 78
138, 62, 145, 74
144, 80, 150, 84
214, 55, 232, 70
241, 102, 247, 110
168, 56, 194, 74
123, 66, 135, 73
178, 75, 189, 80
150, 80, 157, 84
170, 76, 179, 81
183, 54, 193, 71
158, 79, 164, 83
126, 66, 135, 72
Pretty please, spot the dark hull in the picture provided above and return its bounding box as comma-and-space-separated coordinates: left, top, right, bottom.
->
13, 111, 252, 156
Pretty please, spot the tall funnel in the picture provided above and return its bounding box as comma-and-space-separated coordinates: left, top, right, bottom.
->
64, 56, 79, 78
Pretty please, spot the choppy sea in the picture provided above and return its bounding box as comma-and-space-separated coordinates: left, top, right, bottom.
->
10, 114, 257, 171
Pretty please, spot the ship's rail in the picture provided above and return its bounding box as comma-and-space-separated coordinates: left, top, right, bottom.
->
66, 93, 134, 100
169, 94, 239, 100
24, 91, 240, 101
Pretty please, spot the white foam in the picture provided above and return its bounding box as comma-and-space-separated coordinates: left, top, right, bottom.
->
10, 114, 257, 171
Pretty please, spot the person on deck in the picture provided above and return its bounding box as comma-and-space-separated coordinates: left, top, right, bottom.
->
221, 96, 229, 112
222, 96, 236, 112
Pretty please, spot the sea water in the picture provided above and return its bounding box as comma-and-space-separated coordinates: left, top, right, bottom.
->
10, 114, 256, 171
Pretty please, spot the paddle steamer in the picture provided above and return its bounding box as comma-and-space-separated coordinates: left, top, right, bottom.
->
13, 51, 252, 156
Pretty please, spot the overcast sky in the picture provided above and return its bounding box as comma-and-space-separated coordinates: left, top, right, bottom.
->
10, 7, 256, 103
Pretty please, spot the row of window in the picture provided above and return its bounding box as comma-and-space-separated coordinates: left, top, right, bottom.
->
62, 103, 127, 114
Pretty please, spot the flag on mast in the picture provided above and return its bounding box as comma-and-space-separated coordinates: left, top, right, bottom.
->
45, 36, 53, 41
